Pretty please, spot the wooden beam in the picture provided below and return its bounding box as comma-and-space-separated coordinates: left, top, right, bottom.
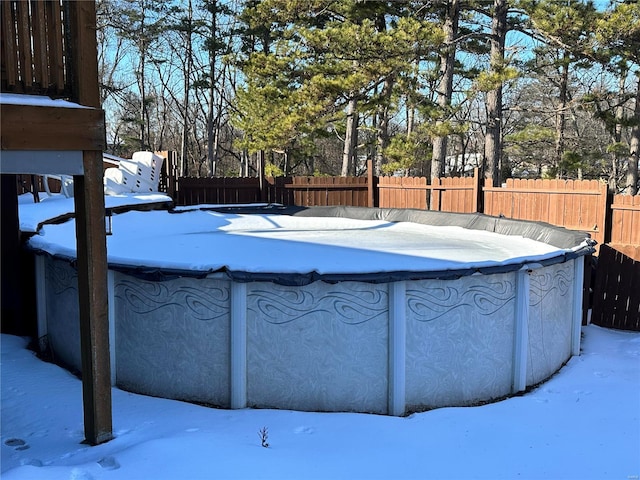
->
68, 2, 101, 108
32, 0, 49, 89
0, 104, 105, 151
2, 1, 18, 89
73, 150, 112, 446
16, 2, 32, 90
2, 0, 112, 448
46, 0, 65, 93
0, 174, 23, 334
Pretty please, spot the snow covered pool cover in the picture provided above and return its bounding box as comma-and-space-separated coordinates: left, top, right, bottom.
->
27, 205, 594, 285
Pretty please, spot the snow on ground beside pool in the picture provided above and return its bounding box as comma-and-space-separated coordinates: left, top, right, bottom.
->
1, 325, 639, 480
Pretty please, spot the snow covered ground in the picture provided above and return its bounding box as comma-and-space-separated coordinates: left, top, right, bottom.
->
2, 325, 638, 480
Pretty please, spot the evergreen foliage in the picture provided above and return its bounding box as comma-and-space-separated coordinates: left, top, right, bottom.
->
95, 0, 639, 192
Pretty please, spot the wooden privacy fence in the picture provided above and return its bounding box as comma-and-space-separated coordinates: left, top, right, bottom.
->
379, 176, 429, 210
175, 175, 375, 208
172, 169, 635, 251
175, 176, 373, 206
483, 179, 609, 249
590, 195, 640, 331
284, 176, 371, 207
591, 244, 640, 331
378, 168, 480, 213
177, 177, 263, 205
432, 173, 482, 213
609, 194, 640, 258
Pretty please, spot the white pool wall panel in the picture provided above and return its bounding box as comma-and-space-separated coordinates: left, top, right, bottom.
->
246, 281, 390, 413
113, 275, 232, 407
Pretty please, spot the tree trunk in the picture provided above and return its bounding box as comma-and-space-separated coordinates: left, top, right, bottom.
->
283, 150, 290, 176
431, 0, 460, 182
213, 65, 228, 176
407, 105, 415, 137
611, 70, 626, 191
139, 55, 146, 152
138, 3, 147, 152
627, 78, 640, 195
406, 58, 420, 138
207, 3, 218, 177
350, 111, 359, 175
181, 0, 193, 177
431, 138, 446, 181
483, 0, 507, 187
341, 96, 358, 177
555, 55, 568, 179
375, 75, 395, 175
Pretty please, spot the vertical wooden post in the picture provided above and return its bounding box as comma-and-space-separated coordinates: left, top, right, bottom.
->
482, 179, 493, 216
257, 150, 266, 202
69, 2, 101, 109
472, 167, 482, 213
68, 1, 112, 445
367, 159, 375, 208
74, 150, 112, 446
601, 183, 613, 246
169, 151, 178, 200
431, 177, 441, 211
155, 150, 178, 199
0, 174, 23, 334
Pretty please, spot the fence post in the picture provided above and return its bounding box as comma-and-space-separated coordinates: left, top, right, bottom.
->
602, 184, 613, 245
258, 150, 266, 202
367, 159, 375, 208
472, 167, 482, 213
430, 177, 440, 211
166, 151, 177, 200
481, 178, 493, 216
156, 150, 178, 200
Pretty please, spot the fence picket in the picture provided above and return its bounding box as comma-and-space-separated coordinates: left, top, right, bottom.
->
611, 194, 640, 247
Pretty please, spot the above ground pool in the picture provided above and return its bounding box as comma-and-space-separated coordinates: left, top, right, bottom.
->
27, 204, 594, 415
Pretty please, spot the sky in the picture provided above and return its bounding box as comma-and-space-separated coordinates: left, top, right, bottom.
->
2, 324, 639, 480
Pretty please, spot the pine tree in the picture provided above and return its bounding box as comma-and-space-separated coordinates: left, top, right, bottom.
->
595, 2, 640, 194
233, 1, 441, 175
431, 0, 461, 182
523, 0, 598, 180
482, 0, 509, 187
